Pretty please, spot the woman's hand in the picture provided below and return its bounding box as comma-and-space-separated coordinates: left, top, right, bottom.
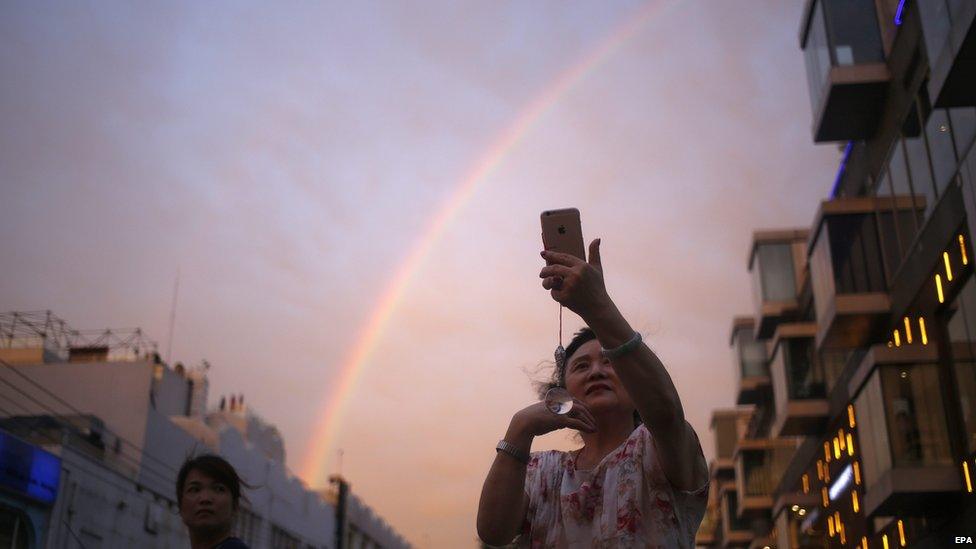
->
540, 238, 612, 319
511, 399, 597, 438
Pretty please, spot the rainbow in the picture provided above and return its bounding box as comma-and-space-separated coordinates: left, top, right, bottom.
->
300, 0, 677, 486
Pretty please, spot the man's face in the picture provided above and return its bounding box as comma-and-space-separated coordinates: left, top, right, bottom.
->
179, 469, 235, 534
564, 339, 635, 413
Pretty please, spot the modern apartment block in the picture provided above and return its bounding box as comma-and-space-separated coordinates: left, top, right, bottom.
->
0, 310, 410, 548
697, 1, 976, 547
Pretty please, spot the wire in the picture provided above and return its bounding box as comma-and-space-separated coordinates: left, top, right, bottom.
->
0, 358, 181, 477
0, 371, 179, 489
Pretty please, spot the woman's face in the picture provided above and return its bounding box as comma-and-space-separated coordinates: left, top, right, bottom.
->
179, 469, 235, 536
564, 339, 636, 415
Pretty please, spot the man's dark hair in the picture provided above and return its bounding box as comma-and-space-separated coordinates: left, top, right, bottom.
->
176, 454, 248, 509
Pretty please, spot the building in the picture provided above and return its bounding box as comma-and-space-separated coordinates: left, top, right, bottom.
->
696, 1, 976, 547
0, 310, 410, 548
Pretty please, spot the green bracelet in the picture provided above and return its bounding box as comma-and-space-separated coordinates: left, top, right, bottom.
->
600, 331, 642, 359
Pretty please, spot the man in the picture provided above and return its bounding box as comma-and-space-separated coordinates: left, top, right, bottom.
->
177, 454, 251, 549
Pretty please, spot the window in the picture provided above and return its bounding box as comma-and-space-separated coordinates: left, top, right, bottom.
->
925, 109, 959, 195
946, 277, 976, 454
880, 364, 952, 466
758, 243, 797, 301
950, 108, 976, 160
904, 132, 938, 220
887, 141, 921, 254
917, 0, 952, 64
856, 373, 891, 490
785, 338, 827, 400
735, 326, 768, 379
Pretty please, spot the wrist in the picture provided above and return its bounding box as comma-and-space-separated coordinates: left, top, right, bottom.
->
506, 415, 535, 449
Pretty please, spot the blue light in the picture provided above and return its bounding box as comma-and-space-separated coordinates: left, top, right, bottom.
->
894, 0, 907, 26
0, 430, 62, 505
830, 141, 854, 199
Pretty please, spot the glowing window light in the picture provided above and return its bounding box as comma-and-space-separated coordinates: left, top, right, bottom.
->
834, 437, 841, 459
839, 429, 846, 450
828, 515, 835, 536
919, 317, 928, 345
937, 274, 945, 303
803, 473, 810, 493
848, 404, 856, 428
852, 489, 860, 513
822, 486, 829, 507
840, 523, 846, 544
894, 329, 901, 347
847, 433, 854, 456
961, 235, 968, 265
854, 461, 861, 485
829, 464, 854, 501
945, 251, 954, 281
817, 460, 824, 480
903, 317, 912, 344
883, 534, 890, 549
862, 536, 869, 549
898, 520, 906, 546
835, 512, 843, 541
964, 461, 973, 493
825, 442, 832, 462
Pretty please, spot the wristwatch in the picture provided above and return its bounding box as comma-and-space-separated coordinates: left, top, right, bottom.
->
496, 440, 529, 465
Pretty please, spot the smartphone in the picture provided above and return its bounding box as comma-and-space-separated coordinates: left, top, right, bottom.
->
541, 208, 585, 262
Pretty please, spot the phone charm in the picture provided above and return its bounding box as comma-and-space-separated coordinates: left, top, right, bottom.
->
554, 303, 566, 370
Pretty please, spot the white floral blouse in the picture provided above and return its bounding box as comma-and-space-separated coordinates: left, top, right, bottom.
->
520, 424, 709, 548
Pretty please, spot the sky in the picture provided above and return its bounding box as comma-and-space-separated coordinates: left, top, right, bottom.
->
0, 1, 841, 546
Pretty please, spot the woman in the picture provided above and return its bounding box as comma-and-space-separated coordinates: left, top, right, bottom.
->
477, 239, 709, 548
177, 454, 251, 549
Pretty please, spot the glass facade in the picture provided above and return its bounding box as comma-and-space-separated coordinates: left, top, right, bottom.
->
714, 415, 738, 461
854, 364, 953, 490
772, 337, 827, 420
753, 243, 797, 302
733, 325, 768, 379
802, 0, 885, 116
946, 277, 976, 455
810, 212, 887, 322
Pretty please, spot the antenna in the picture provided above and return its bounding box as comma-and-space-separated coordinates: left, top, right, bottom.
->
165, 267, 180, 364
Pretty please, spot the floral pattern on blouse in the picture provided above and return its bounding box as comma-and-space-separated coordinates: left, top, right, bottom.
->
520, 424, 708, 548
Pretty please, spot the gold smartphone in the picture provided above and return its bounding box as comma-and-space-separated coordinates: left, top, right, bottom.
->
541, 208, 585, 263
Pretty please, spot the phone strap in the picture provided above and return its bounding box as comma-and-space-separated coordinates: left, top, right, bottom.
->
554, 303, 566, 371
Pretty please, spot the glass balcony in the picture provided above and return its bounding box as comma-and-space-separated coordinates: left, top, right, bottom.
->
711, 408, 753, 481
807, 197, 924, 350
851, 352, 959, 517
749, 230, 808, 339
734, 438, 801, 520
731, 317, 770, 405
920, 0, 976, 107
769, 324, 829, 438
800, 0, 889, 142
719, 483, 754, 546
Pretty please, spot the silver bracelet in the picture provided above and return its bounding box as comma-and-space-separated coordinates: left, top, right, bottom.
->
600, 331, 642, 359
496, 440, 529, 465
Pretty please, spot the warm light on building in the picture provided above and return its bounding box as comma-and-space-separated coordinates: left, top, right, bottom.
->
834, 437, 841, 459
847, 433, 854, 456
848, 404, 856, 428
852, 489, 859, 513
828, 515, 835, 536
838, 428, 846, 450
883, 533, 890, 549
822, 486, 829, 507
825, 442, 832, 462
945, 251, 953, 281
894, 329, 901, 347
920, 317, 928, 345
898, 519, 906, 546
937, 274, 945, 303
903, 316, 912, 343
853, 461, 861, 485
803, 473, 810, 493
960, 234, 968, 265
964, 461, 973, 493
862, 536, 869, 549
818, 460, 824, 480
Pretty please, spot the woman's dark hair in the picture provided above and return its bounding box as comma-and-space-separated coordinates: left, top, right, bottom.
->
536, 326, 642, 427
176, 454, 249, 509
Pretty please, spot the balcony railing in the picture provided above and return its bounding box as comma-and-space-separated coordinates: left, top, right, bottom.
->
808, 197, 921, 350
731, 317, 770, 405
770, 324, 829, 438
734, 438, 801, 520
848, 347, 961, 516
800, 0, 889, 141
749, 230, 808, 339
